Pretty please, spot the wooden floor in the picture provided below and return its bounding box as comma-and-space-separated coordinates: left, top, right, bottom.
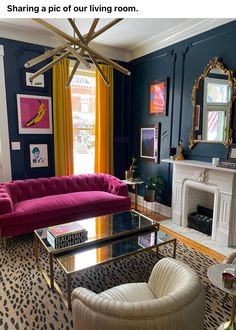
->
133, 202, 225, 262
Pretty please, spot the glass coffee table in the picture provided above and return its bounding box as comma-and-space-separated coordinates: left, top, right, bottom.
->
34, 210, 176, 309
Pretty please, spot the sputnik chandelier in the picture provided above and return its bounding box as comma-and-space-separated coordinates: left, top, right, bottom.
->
24, 18, 131, 87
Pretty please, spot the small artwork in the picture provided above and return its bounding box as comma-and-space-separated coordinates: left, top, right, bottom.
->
17, 94, 52, 134
140, 124, 160, 163
29, 144, 48, 168
149, 79, 167, 116
22, 69, 47, 91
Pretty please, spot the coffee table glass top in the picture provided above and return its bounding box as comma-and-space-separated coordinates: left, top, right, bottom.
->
35, 210, 158, 254
57, 230, 170, 274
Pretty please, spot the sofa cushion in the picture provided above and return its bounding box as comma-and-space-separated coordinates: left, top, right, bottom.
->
0, 191, 131, 236
15, 191, 127, 214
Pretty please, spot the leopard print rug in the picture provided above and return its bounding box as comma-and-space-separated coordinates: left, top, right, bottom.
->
0, 235, 232, 329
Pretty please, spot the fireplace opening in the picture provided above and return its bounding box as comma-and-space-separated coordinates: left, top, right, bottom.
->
186, 188, 214, 236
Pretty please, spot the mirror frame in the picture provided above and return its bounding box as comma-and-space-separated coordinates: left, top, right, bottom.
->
189, 57, 236, 149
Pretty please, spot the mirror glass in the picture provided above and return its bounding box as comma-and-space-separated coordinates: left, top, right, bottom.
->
189, 57, 236, 149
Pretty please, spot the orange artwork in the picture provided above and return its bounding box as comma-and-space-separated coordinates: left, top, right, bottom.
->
149, 79, 167, 116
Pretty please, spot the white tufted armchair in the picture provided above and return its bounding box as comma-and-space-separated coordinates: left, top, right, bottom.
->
72, 257, 205, 330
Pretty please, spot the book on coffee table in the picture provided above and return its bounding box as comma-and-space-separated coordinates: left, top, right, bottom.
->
47, 221, 88, 249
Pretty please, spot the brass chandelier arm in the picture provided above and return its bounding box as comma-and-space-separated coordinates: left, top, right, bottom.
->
84, 19, 123, 42
68, 18, 84, 41
66, 45, 91, 69
33, 19, 130, 76
66, 61, 80, 88
86, 18, 99, 41
29, 51, 70, 82
25, 44, 67, 68
66, 18, 99, 87
89, 53, 110, 87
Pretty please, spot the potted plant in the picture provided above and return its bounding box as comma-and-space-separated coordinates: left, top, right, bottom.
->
125, 156, 137, 181
143, 175, 164, 202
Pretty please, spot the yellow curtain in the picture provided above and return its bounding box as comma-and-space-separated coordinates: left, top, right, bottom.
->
95, 65, 114, 174
53, 58, 74, 176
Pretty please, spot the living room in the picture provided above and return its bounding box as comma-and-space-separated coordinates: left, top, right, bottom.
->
1, 17, 236, 329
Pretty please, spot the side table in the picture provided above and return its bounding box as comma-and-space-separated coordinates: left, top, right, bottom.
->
207, 263, 236, 330
122, 180, 143, 211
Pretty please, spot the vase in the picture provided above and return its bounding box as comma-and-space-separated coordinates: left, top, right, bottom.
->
125, 170, 134, 181
144, 189, 156, 202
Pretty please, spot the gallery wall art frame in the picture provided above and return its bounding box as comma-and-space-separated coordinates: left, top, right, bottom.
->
17, 94, 52, 134
148, 78, 168, 116
140, 123, 160, 163
21, 68, 48, 91
29, 143, 49, 168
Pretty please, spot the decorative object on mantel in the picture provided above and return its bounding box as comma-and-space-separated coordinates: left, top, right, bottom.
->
24, 19, 130, 87
125, 156, 137, 181
176, 139, 184, 160
169, 146, 176, 160
189, 57, 236, 149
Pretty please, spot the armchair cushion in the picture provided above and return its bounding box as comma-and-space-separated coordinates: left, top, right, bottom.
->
99, 282, 155, 302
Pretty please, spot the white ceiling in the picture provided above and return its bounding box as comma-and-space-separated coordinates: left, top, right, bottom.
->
0, 18, 234, 61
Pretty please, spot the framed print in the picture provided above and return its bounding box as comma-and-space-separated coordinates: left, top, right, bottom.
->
140, 124, 160, 163
22, 68, 48, 91
29, 144, 48, 168
227, 144, 236, 161
149, 78, 167, 116
17, 94, 52, 134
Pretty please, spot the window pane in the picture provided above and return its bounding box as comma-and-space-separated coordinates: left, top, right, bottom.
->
71, 66, 96, 174
207, 82, 230, 103
207, 111, 225, 141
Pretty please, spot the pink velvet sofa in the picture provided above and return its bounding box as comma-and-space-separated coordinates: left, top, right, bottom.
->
0, 174, 131, 237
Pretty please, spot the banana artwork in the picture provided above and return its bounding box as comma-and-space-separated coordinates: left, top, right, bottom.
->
25, 100, 46, 127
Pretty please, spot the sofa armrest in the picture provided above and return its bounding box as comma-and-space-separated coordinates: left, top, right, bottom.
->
0, 185, 14, 215
104, 175, 128, 197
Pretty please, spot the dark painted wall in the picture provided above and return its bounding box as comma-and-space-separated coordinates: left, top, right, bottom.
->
129, 20, 236, 206
1, 37, 54, 180
1, 38, 129, 180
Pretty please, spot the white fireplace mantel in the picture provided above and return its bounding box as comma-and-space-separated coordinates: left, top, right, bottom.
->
162, 159, 236, 247
162, 159, 236, 173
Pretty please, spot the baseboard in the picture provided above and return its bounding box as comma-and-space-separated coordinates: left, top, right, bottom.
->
129, 192, 172, 218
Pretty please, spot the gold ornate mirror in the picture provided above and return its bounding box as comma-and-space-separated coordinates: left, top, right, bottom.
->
189, 57, 236, 149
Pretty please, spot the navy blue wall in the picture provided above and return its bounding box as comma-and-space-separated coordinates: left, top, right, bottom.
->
1, 37, 54, 180
1, 38, 130, 180
129, 21, 236, 206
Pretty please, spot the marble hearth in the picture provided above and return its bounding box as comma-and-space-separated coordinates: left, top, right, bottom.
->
162, 159, 236, 247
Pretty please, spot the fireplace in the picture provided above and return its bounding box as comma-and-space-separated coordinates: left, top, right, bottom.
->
188, 205, 213, 235
162, 159, 236, 247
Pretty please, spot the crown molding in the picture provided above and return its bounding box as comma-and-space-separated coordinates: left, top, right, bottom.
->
0, 19, 234, 63
127, 18, 235, 61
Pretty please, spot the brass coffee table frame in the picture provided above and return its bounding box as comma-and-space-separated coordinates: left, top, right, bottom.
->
34, 212, 176, 310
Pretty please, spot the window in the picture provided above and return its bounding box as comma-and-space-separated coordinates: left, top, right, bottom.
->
70, 64, 96, 174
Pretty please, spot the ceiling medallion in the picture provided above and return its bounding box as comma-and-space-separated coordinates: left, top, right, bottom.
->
24, 18, 131, 87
